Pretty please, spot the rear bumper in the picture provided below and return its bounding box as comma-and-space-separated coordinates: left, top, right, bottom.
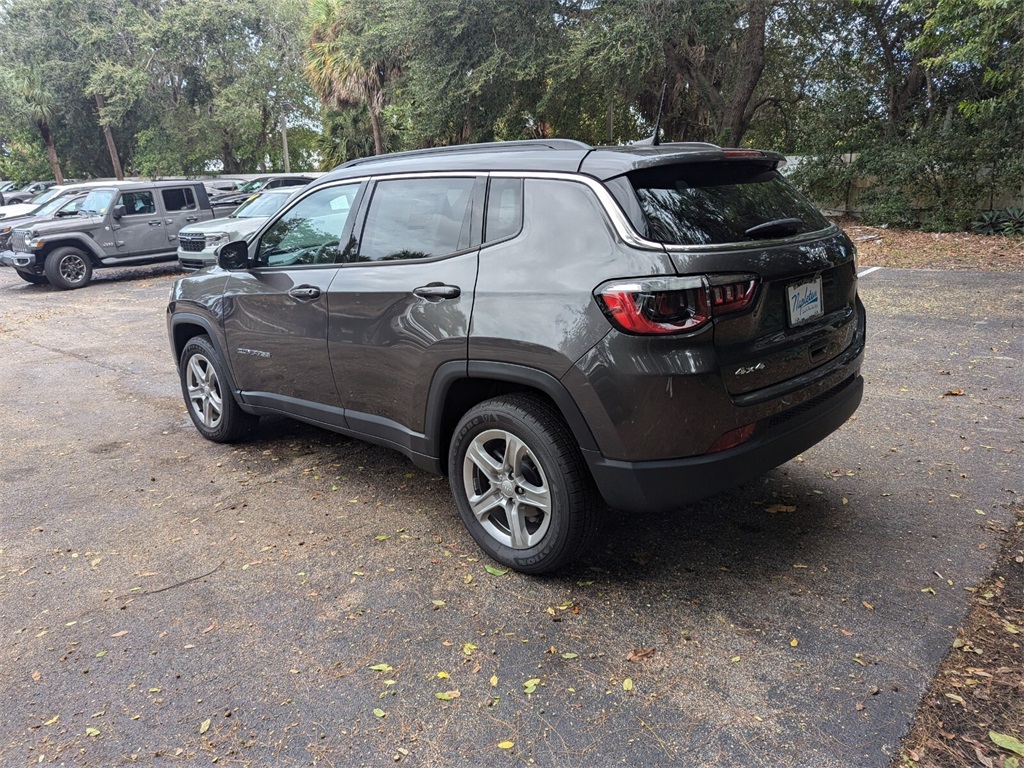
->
584, 372, 863, 513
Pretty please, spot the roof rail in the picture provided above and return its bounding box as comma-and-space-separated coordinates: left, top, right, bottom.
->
337, 139, 593, 169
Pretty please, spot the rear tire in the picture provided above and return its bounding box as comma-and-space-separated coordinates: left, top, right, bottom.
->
179, 335, 258, 442
448, 393, 601, 574
44, 247, 93, 289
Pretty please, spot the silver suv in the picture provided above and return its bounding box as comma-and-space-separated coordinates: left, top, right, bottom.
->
177, 188, 297, 271
167, 139, 865, 573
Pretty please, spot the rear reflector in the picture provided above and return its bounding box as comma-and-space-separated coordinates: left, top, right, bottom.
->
706, 423, 756, 454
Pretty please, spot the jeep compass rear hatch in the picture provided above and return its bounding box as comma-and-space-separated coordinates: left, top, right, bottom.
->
619, 158, 860, 397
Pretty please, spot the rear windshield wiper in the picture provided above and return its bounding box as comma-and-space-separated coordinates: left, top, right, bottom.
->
744, 217, 803, 239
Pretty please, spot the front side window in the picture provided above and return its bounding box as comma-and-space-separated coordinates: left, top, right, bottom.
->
354, 177, 477, 262
119, 191, 156, 216
255, 183, 360, 268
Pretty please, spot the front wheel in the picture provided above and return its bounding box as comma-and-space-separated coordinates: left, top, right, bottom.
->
179, 335, 258, 442
448, 393, 601, 574
44, 247, 93, 289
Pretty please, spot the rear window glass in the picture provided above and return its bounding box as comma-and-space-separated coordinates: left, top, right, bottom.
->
629, 162, 830, 245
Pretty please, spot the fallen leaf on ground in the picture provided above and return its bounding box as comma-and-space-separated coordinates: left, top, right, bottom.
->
627, 647, 654, 662
765, 504, 797, 514
435, 690, 460, 701
200, 718, 211, 734
990, 731, 1024, 757
498, 741, 514, 750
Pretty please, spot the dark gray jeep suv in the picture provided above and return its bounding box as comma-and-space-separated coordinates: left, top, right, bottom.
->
167, 139, 865, 573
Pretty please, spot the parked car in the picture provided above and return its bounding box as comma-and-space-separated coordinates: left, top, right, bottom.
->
2, 180, 58, 205
1, 180, 227, 288
177, 188, 298, 272
0, 192, 88, 269
0, 181, 20, 194
209, 174, 318, 209
167, 139, 866, 573
0, 180, 125, 220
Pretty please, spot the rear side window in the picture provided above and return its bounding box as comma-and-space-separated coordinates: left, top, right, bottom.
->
162, 187, 196, 212
629, 162, 830, 245
484, 178, 523, 242
355, 177, 476, 262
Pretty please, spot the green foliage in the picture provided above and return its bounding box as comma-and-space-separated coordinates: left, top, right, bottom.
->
0, 132, 54, 183
0, 0, 1020, 233
315, 106, 400, 169
972, 208, 1024, 237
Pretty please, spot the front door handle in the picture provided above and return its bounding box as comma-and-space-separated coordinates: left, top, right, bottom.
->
148, 221, 162, 226
413, 283, 461, 301
288, 286, 321, 301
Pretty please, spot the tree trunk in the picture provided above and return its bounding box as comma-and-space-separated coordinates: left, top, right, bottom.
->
94, 94, 124, 180
369, 106, 384, 155
36, 119, 64, 184
723, 0, 768, 146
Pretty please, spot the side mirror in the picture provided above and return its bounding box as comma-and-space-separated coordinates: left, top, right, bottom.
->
217, 240, 250, 270
112, 204, 126, 219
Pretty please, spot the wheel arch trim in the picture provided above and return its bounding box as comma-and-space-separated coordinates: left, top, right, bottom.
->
167, 312, 245, 405
423, 360, 600, 461
41, 237, 105, 263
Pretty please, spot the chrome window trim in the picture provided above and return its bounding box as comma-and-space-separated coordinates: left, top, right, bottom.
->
303, 170, 838, 253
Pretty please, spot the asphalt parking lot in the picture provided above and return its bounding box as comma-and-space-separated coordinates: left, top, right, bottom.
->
1, 263, 1021, 767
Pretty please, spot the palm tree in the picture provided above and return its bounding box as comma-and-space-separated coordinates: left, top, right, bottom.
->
6, 70, 65, 183
305, 0, 400, 156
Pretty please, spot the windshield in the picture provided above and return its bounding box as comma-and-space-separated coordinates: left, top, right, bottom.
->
79, 189, 116, 216
232, 192, 291, 218
29, 188, 63, 206
236, 179, 267, 194
35, 195, 78, 216
629, 162, 831, 246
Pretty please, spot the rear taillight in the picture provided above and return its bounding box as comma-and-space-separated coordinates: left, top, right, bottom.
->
596, 275, 758, 336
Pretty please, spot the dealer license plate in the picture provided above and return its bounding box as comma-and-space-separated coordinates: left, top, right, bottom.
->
787, 276, 824, 326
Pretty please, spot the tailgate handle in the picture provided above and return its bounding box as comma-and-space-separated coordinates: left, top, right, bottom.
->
414, 283, 460, 301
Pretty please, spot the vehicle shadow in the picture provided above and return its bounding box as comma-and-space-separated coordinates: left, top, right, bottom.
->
245, 414, 854, 599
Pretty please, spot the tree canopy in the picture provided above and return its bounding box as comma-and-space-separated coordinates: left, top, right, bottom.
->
1, 0, 1020, 229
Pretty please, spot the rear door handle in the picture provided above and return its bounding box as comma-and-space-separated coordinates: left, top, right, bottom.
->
148, 221, 162, 226
413, 283, 461, 300
288, 286, 321, 301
